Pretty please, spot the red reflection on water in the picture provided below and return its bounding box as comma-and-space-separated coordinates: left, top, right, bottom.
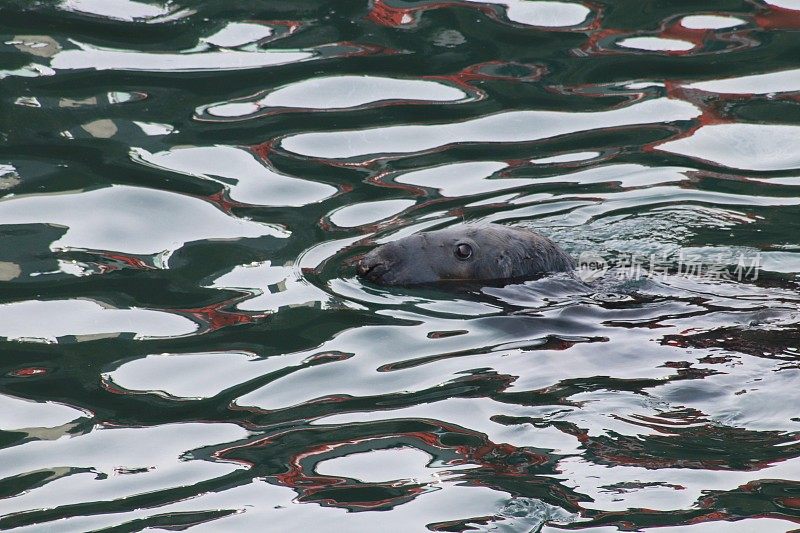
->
368, 0, 597, 29
367, 0, 501, 29
265, 433, 452, 510
778, 497, 800, 508
251, 20, 303, 38
367, 0, 419, 27
7, 367, 47, 377
425, 61, 544, 100
177, 300, 268, 333
100, 379, 130, 396
684, 511, 733, 525
368, 168, 427, 194
204, 190, 246, 214
332, 41, 404, 59
578, 28, 625, 56
94, 251, 157, 273
636, 80, 732, 156
250, 140, 275, 163
756, 4, 800, 29
219, 419, 563, 513
579, 11, 759, 57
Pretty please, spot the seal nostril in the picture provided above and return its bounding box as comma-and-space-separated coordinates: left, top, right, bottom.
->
357, 256, 386, 279
356, 260, 372, 276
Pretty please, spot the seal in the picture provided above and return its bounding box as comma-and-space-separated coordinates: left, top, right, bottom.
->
357, 223, 574, 286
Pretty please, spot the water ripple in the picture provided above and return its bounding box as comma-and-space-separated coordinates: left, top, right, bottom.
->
2, 0, 800, 530
281, 98, 700, 159
197, 76, 474, 121
0, 185, 288, 255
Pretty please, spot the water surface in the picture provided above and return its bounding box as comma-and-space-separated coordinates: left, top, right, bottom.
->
1, 0, 799, 531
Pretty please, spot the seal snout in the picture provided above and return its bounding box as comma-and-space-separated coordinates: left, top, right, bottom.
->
356, 250, 391, 283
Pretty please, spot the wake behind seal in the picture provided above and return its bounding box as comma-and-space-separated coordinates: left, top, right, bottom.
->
357, 223, 574, 286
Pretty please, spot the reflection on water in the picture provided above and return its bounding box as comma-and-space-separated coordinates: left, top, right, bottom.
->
685, 67, 800, 94
680, 15, 747, 30
0, 185, 288, 254
657, 124, 800, 171
59, 0, 193, 23
281, 98, 700, 159
616, 37, 696, 52
198, 76, 472, 120
131, 145, 338, 207
1, 0, 799, 531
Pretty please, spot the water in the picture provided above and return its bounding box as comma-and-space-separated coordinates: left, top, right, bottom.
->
1, 0, 799, 530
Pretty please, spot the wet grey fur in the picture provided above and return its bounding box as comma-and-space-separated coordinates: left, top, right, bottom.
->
357, 223, 574, 286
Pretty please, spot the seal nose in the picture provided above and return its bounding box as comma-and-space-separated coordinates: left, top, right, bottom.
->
357, 250, 391, 282
356, 257, 374, 277
356, 254, 382, 277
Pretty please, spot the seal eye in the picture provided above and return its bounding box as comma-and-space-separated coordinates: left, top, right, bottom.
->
454, 243, 473, 260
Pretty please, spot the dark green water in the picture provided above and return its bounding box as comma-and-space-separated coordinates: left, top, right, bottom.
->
1, 0, 800, 531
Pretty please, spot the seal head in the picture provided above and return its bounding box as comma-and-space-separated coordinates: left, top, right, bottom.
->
357, 224, 574, 286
